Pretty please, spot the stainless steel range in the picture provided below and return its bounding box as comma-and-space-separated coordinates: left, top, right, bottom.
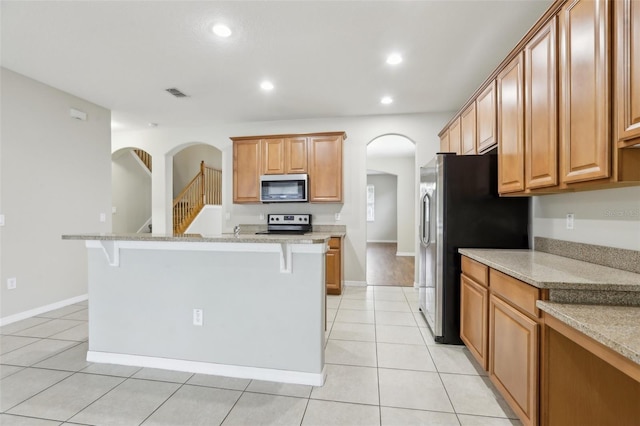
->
256, 214, 312, 235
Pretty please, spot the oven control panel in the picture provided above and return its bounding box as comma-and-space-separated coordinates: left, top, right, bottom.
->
267, 214, 311, 225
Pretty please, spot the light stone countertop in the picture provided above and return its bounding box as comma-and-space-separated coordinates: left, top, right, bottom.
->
62, 232, 331, 245
537, 301, 640, 365
458, 249, 640, 291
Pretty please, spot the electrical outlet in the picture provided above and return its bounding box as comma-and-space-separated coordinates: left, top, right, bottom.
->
99, 213, 106, 223
193, 308, 203, 326
259, 213, 265, 220
225, 212, 231, 220
112, 206, 117, 214
7, 277, 16, 290
566, 213, 574, 230
0, 214, 4, 226
335, 213, 341, 221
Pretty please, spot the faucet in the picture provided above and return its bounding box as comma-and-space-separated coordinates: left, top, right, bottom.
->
233, 225, 240, 236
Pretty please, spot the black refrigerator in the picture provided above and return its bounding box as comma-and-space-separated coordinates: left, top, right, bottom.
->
418, 153, 529, 344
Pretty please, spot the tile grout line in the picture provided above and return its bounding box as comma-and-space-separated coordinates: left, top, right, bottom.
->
137, 373, 194, 425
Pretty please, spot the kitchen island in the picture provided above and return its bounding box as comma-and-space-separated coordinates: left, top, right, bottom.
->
62, 232, 330, 386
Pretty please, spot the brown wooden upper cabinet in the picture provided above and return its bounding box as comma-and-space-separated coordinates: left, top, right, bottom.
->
525, 17, 558, 190
262, 138, 286, 175
559, 0, 610, 184
497, 53, 525, 194
476, 81, 497, 153
233, 139, 262, 203
232, 132, 345, 203
440, 131, 450, 153
461, 102, 477, 155
439, 0, 640, 195
308, 134, 344, 202
616, 0, 640, 145
448, 117, 462, 155
262, 137, 308, 175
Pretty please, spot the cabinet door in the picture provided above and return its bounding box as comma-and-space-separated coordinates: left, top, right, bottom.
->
308, 135, 343, 202
559, 0, 610, 183
477, 81, 497, 152
461, 103, 477, 155
497, 53, 525, 194
285, 137, 308, 173
616, 0, 640, 143
490, 294, 539, 426
448, 117, 462, 155
525, 18, 558, 190
440, 131, 450, 152
460, 274, 488, 370
262, 138, 285, 175
326, 238, 341, 295
233, 139, 261, 203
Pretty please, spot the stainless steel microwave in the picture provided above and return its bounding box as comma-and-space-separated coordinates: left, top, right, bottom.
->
260, 174, 308, 203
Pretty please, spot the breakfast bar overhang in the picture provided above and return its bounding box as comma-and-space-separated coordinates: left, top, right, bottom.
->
63, 233, 329, 386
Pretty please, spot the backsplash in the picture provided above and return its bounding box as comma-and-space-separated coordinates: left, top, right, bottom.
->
534, 237, 640, 275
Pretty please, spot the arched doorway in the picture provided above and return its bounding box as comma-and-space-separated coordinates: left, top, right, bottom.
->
171, 143, 223, 234
111, 147, 152, 233
366, 134, 416, 286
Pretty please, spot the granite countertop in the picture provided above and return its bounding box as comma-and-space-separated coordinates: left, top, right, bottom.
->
62, 233, 331, 244
537, 301, 640, 365
458, 249, 640, 292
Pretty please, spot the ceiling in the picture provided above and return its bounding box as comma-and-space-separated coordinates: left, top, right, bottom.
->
1, 1, 552, 133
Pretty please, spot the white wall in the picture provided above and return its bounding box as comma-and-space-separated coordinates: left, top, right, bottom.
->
532, 186, 640, 251
112, 112, 451, 284
173, 144, 222, 198
367, 156, 417, 255
366, 174, 397, 243
112, 151, 151, 233
0, 68, 112, 322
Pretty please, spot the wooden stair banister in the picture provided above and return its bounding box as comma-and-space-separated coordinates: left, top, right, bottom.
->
133, 149, 152, 172
173, 161, 222, 234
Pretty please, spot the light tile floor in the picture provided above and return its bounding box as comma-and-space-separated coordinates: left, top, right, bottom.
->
0, 287, 521, 425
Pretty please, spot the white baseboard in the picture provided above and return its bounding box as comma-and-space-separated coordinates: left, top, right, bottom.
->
344, 280, 367, 287
0, 294, 88, 327
396, 252, 415, 257
87, 351, 326, 386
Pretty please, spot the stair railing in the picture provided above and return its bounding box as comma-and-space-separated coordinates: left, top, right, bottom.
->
133, 149, 152, 172
173, 161, 222, 234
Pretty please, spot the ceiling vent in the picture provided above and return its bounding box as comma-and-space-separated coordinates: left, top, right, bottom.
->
165, 88, 189, 98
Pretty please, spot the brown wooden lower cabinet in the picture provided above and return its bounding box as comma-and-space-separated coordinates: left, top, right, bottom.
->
489, 294, 539, 426
326, 237, 342, 295
541, 313, 640, 426
460, 256, 544, 426
460, 274, 489, 370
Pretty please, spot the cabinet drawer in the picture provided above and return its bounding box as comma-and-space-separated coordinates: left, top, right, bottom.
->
462, 256, 489, 287
328, 237, 341, 249
490, 269, 540, 318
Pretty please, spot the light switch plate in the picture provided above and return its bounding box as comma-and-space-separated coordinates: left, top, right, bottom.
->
335, 213, 341, 221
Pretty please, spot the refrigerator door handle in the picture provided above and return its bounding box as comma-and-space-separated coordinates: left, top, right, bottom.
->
421, 193, 431, 246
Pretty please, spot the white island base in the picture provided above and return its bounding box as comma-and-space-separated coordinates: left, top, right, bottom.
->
78, 236, 327, 386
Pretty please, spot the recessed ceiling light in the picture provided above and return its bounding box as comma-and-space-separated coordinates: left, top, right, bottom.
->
386, 53, 403, 65
260, 81, 274, 91
212, 24, 232, 38
381, 96, 393, 105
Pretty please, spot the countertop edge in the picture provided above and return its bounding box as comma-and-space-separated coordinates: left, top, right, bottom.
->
62, 233, 331, 244
537, 301, 640, 366
458, 248, 640, 292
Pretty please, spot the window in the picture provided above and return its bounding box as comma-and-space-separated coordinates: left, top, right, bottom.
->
366, 184, 375, 221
